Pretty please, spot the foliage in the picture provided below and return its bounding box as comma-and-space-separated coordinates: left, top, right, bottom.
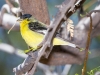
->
75, 66, 100, 75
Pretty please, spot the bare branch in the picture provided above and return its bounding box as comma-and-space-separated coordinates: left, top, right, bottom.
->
0, 43, 100, 75
0, 43, 27, 58
0, 12, 19, 30
0, 4, 10, 24
5, 0, 21, 16
0, 43, 58, 75
0, 3, 20, 30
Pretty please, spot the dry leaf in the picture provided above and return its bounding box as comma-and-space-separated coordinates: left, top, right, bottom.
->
67, 19, 74, 40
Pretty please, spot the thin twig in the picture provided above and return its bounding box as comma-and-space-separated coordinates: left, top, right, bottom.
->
82, 13, 93, 75
82, 10, 100, 75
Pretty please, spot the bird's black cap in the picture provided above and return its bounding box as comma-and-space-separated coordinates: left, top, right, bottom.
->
20, 14, 32, 19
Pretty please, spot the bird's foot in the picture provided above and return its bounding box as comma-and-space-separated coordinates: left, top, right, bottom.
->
37, 40, 46, 48
24, 47, 34, 54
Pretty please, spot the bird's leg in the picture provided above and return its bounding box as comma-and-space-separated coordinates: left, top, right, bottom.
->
24, 47, 34, 54
37, 40, 45, 48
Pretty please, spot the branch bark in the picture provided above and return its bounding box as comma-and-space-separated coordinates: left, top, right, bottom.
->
0, 42, 100, 75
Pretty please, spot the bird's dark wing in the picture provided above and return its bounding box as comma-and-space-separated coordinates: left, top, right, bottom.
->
28, 22, 47, 30
28, 21, 47, 34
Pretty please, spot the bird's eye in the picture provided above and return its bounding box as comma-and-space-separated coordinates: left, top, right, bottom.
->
27, 19, 30, 21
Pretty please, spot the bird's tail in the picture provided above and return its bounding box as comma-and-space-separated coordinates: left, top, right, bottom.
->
53, 38, 76, 48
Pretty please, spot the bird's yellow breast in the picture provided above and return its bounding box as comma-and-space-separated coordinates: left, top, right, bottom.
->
20, 20, 44, 48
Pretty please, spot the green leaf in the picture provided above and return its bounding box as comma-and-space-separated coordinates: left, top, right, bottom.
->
75, 73, 79, 75
80, 14, 85, 17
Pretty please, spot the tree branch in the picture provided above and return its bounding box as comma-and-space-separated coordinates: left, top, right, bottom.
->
0, 43, 59, 75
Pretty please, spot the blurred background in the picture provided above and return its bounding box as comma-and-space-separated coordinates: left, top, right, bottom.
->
0, 0, 100, 75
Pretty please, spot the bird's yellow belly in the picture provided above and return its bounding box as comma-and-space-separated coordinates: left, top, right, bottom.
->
21, 29, 69, 49
21, 30, 44, 48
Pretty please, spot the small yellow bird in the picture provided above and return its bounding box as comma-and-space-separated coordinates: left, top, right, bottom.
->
18, 14, 76, 53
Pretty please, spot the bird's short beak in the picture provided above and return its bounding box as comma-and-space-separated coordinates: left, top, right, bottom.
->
17, 19, 23, 22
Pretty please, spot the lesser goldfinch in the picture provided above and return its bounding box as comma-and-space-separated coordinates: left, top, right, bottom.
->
18, 14, 76, 53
